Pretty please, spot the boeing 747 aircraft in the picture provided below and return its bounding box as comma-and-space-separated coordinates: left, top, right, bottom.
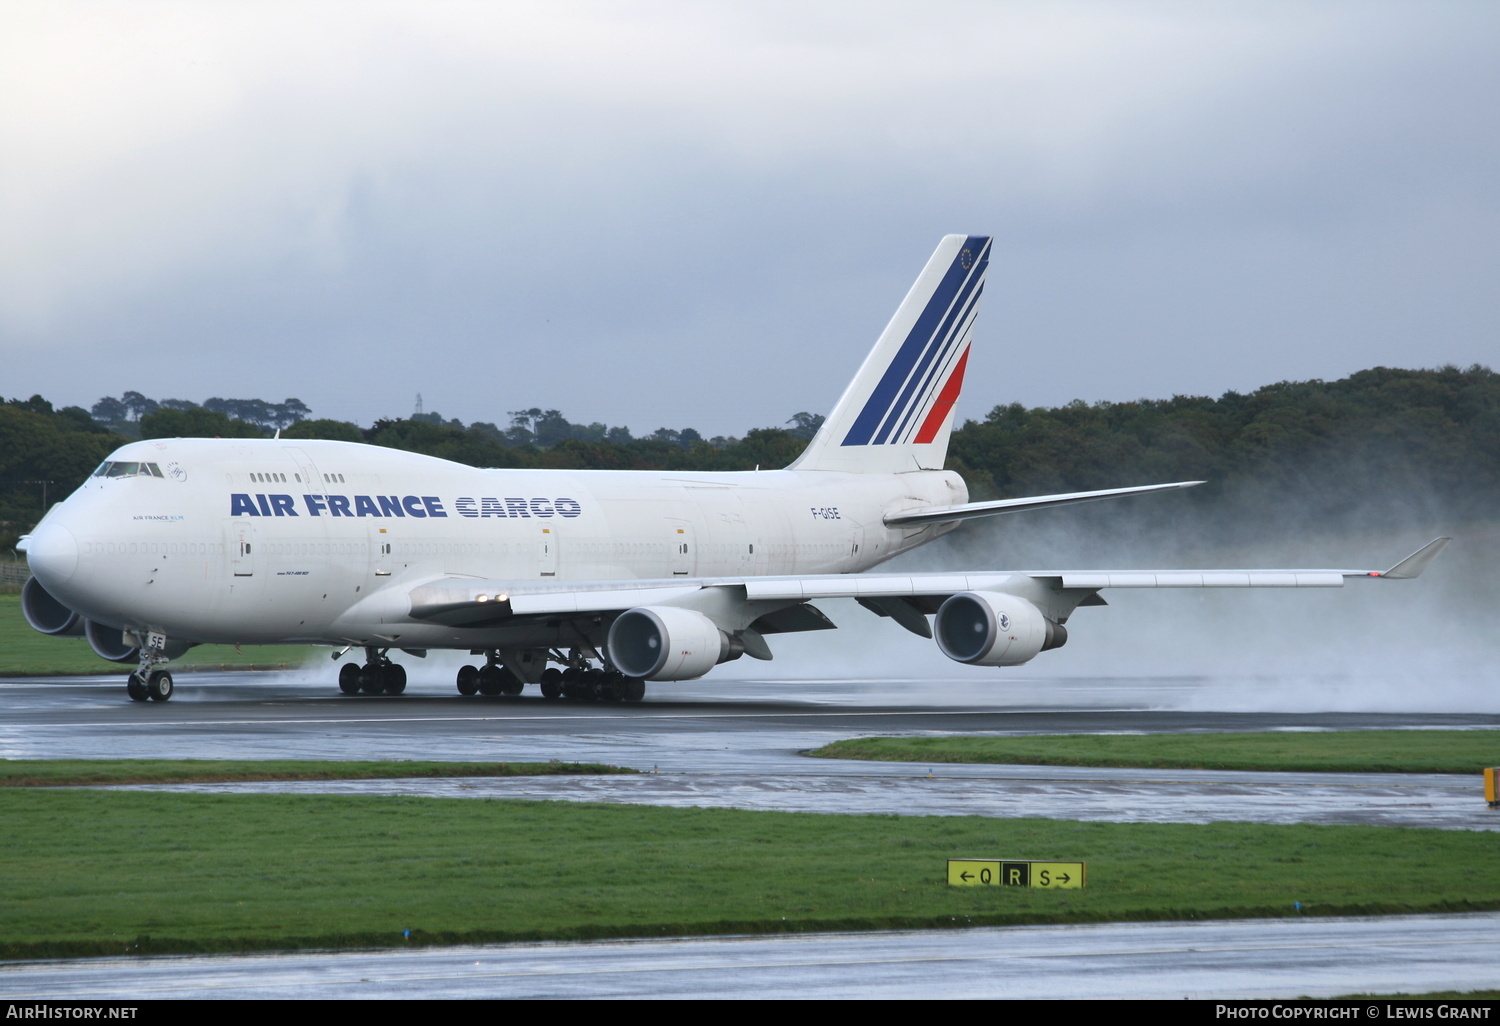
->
19, 235, 1449, 702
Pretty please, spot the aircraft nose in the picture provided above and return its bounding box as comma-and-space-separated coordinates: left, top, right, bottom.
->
24, 522, 79, 586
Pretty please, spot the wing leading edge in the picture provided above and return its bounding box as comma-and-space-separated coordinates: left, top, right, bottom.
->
398, 537, 1452, 624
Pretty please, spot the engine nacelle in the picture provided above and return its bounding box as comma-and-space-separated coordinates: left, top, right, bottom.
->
20, 576, 85, 637
84, 619, 140, 663
934, 592, 1066, 667
607, 606, 733, 681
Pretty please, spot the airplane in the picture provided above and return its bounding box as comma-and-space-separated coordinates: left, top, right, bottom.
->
18, 234, 1451, 703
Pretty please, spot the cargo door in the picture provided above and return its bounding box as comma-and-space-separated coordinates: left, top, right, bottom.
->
668, 520, 694, 576
225, 520, 256, 577
539, 525, 558, 576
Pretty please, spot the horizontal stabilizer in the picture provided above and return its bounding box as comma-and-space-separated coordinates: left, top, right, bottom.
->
884, 481, 1203, 527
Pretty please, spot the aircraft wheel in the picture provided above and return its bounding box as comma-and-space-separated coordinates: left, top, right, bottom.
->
560, 666, 585, 700
498, 666, 524, 697
582, 668, 606, 702
456, 664, 479, 696
126, 673, 149, 702
147, 670, 174, 702
338, 663, 362, 695
539, 667, 563, 700
597, 671, 623, 703
358, 666, 384, 695
477, 665, 503, 696
382, 663, 407, 695
621, 677, 646, 703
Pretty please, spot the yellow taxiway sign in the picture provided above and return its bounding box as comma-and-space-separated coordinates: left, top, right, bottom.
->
947, 859, 1085, 888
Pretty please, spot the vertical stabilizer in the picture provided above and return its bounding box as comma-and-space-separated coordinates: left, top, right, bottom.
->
789, 234, 990, 474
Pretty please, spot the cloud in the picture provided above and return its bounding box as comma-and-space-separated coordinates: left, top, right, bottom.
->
2, 2, 1496, 434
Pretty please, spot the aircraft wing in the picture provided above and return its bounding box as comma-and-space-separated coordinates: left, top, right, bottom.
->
400, 538, 1452, 627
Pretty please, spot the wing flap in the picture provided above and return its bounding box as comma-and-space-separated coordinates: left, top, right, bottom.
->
1058, 571, 1347, 589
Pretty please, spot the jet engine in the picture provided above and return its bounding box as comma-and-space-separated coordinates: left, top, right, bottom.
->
23, 576, 196, 663
20, 576, 85, 637
933, 592, 1067, 667
83, 619, 140, 663
606, 606, 739, 681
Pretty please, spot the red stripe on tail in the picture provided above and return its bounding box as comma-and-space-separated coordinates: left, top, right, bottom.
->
913, 347, 970, 444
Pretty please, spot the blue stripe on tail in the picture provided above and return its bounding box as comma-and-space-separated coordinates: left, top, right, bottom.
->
841, 236, 990, 447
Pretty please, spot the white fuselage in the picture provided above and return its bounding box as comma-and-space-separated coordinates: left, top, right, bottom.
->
29, 437, 966, 649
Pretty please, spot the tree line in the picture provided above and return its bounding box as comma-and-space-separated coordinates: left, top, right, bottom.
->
4, 364, 1495, 554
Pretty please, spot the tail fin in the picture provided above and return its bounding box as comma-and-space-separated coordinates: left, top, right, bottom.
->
789, 234, 990, 474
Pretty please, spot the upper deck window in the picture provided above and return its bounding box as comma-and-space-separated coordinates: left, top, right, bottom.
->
92, 461, 164, 478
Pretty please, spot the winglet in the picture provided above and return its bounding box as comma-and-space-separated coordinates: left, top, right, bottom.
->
1379, 537, 1452, 579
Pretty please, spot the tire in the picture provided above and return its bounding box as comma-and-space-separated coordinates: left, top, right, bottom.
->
126, 673, 149, 702
560, 666, 584, 701
147, 670, 174, 702
338, 662, 362, 695
382, 663, 407, 695
597, 672, 623, 703
358, 666, 384, 695
498, 666, 524, 697
456, 664, 479, 696
581, 668, 605, 702
539, 667, 563, 700
622, 676, 646, 703
477, 665, 503, 696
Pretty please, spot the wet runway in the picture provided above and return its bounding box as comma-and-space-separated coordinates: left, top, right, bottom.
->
3, 670, 1498, 998
4, 671, 1496, 831
6, 913, 1500, 1000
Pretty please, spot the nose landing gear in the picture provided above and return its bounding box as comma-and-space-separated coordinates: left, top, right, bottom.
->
125, 632, 175, 702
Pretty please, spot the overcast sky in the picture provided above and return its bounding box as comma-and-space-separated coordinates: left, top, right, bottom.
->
3, 1, 1497, 438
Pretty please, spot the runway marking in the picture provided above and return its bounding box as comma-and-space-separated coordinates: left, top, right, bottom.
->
19, 708, 1126, 729
13, 933, 1500, 996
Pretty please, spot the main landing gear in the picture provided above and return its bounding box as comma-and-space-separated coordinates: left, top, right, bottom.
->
453, 654, 648, 702
337, 647, 407, 696
455, 650, 525, 697
453, 649, 646, 703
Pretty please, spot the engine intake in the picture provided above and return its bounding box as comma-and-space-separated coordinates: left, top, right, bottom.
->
84, 619, 140, 663
20, 577, 85, 637
934, 592, 1066, 667
606, 606, 735, 681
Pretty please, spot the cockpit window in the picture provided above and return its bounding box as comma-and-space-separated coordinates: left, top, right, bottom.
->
93, 461, 164, 478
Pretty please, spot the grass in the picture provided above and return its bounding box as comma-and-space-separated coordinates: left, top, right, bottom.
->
807, 730, 1500, 775
0, 759, 633, 787
1, 791, 1498, 959
0, 593, 319, 675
